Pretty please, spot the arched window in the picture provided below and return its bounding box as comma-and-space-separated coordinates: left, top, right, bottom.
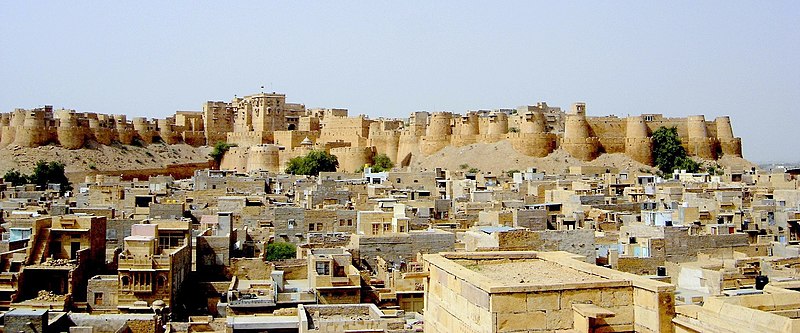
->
157, 275, 167, 289
121, 276, 130, 289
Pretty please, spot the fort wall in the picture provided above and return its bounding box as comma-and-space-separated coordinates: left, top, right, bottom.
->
330, 146, 375, 173
420, 112, 453, 155
1, 95, 742, 167
624, 116, 654, 165
246, 144, 281, 173
562, 111, 600, 161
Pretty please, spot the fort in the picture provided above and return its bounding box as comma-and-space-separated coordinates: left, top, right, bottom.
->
1, 92, 742, 173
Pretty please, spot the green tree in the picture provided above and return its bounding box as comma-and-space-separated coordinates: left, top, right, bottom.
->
357, 153, 395, 173
3, 169, 27, 186
209, 141, 236, 165
506, 169, 520, 177
652, 127, 700, 174
371, 154, 394, 172
28, 160, 72, 192
264, 242, 296, 261
285, 150, 339, 176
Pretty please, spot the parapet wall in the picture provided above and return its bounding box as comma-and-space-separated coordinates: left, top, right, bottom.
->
406, 109, 742, 164
2, 99, 743, 168
330, 146, 376, 173
0, 107, 210, 149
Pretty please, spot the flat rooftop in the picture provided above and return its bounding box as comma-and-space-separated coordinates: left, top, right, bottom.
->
425, 251, 674, 294
457, 258, 608, 286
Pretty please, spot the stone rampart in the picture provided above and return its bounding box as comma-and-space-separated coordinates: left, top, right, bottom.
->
1, 97, 742, 166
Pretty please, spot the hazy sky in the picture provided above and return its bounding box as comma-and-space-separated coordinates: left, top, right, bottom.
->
1, 2, 798, 162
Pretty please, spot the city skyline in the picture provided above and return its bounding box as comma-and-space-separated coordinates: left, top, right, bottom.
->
1, 1, 797, 162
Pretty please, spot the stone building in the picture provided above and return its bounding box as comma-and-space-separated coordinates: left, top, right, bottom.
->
115, 220, 191, 313
17, 215, 106, 310
307, 248, 361, 304
423, 251, 676, 333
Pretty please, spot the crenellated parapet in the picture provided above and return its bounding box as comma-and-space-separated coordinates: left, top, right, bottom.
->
2, 94, 743, 167
451, 112, 479, 147
509, 111, 556, 157
477, 112, 509, 143
14, 108, 55, 147
55, 110, 86, 149
0, 105, 214, 149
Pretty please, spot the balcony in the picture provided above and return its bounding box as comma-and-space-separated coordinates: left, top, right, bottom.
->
118, 255, 171, 270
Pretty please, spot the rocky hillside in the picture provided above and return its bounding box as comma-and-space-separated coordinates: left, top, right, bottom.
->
0, 142, 212, 176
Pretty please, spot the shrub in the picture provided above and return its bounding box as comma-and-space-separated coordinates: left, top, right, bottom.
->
264, 242, 296, 261
357, 153, 394, 173
209, 141, 237, 165
285, 150, 339, 176
3, 169, 27, 186
28, 160, 72, 192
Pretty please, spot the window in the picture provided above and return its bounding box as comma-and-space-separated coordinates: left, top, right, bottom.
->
339, 219, 345, 227
316, 261, 330, 275
383, 224, 391, 232
121, 276, 130, 290
288, 219, 295, 229
316, 223, 323, 232
372, 224, 380, 235
94, 292, 103, 305
347, 219, 353, 226
309, 224, 315, 231
159, 233, 185, 250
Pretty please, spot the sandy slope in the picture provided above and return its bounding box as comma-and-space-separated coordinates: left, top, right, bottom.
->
0, 139, 756, 178
0, 142, 212, 175
409, 140, 759, 175
409, 141, 655, 175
